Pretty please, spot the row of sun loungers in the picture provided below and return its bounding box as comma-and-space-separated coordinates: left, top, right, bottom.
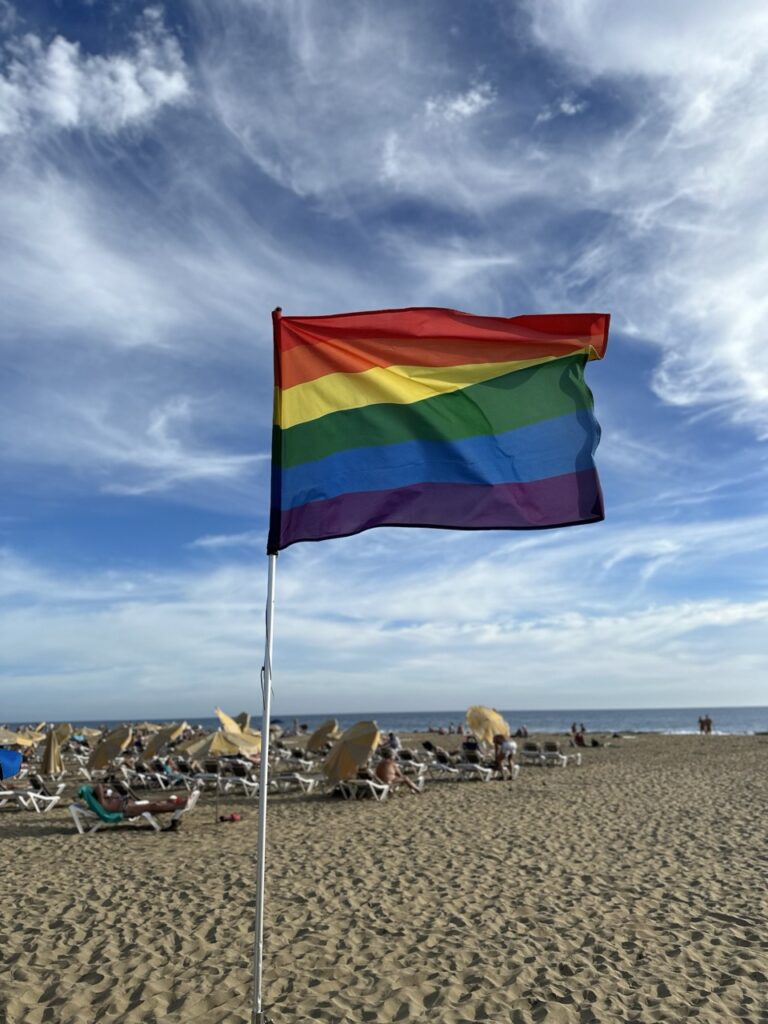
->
519, 742, 582, 767
2, 735, 584, 827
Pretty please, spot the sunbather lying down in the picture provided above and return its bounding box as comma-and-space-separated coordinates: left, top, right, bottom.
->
93, 783, 188, 818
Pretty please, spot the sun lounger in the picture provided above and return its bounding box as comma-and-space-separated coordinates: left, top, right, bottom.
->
425, 757, 459, 778
120, 764, 170, 790
269, 772, 319, 794
456, 762, 493, 782
1, 788, 65, 813
224, 775, 259, 797
191, 771, 225, 792
337, 777, 390, 801
69, 785, 201, 834
396, 757, 428, 781
541, 741, 567, 767
520, 742, 545, 766
542, 741, 582, 767
70, 793, 162, 834
0, 777, 66, 813
276, 753, 315, 772
423, 757, 492, 782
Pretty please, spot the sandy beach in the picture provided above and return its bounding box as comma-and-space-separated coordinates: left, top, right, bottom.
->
1, 733, 767, 1023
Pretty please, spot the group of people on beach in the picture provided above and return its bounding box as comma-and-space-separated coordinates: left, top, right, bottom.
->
418, 733, 518, 779
697, 714, 714, 735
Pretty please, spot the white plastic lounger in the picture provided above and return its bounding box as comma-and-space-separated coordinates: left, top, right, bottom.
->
338, 778, 390, 801
224, 775, 259, 797
69, 786, 201, 834
426, 758, 460, 778
456, 762, 493, 782
0, 782, 66, 813
397, 759, 428, 781
542, 742, 582, 767
270, 773, 319, 794
520, 743, 545, 766
121, 765, 169, 790
69, 801, 162, 834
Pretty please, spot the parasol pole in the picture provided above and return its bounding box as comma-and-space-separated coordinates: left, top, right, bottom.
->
252, 550, 277, 1023
215, 758, 221, 825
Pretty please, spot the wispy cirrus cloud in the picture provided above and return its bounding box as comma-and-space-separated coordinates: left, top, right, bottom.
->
521, 0, 768, 436
534, 94, 587, 125
190, 531, 263, 549
4, 0, 768, 720
5, 506, 768, 718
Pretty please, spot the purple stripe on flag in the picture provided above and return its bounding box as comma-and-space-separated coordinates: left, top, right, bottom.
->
271, 469, 604, 550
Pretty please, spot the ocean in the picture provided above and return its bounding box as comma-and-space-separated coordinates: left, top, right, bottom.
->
16, 706, 768, 736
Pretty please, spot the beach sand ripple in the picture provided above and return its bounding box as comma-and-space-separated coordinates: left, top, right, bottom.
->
1, 735, 767, 1022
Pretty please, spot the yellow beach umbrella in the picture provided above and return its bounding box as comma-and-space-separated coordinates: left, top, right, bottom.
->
42, 729, 64, 776
234, 711, 251, 731
142, 722, 187, 762
52, 723, 73, 743
79, 727, 103, 739
224, 730, 261, 756
323, 720, 380, 783
179, 730, 258, 761
174, 732, 211, 756
134, 721, 162, 733
0, 727, 35, 747
215, 707, 243, 734
243, 728, 262, 750
88, 726, 133, 769
466, 706, 510, 745
307, 718, 341, 753
17, 729, 46, 745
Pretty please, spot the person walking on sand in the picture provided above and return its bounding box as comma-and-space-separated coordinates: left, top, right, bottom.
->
493, 734, 517, 779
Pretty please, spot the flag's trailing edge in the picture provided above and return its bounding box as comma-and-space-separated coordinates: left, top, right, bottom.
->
268, 307, 609, 553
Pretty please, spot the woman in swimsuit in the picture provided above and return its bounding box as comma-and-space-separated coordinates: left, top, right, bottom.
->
93, 783, 188, 817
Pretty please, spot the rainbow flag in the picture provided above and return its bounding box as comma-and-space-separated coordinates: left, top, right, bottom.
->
268, 307, 609, 552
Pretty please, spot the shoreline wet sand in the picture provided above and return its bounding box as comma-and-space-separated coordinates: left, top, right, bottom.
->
1, 733, 766, 1023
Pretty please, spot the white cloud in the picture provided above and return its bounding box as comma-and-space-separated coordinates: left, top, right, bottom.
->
4, 511, 768, 719
534, 95, 587, 124
525, 0, 768, 84
521, 0, 768, 436
194, 2, 526, 213
382, 232, 519, 300
97, 397, 269, 496
191, 531, 263, 549
3, 385, 268, 498
425, 82, 495, 123
0, 8, 190, 136
187, 1, 768, 437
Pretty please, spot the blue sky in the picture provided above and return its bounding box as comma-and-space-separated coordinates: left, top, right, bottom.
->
3, 1, 768, 721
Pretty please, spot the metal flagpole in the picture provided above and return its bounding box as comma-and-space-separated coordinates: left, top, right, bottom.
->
252, 551, 277, 1024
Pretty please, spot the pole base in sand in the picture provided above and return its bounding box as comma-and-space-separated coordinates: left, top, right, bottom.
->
252, 1014, 273, 1023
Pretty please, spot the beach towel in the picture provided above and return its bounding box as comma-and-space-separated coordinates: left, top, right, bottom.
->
77, 785, 124, 823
